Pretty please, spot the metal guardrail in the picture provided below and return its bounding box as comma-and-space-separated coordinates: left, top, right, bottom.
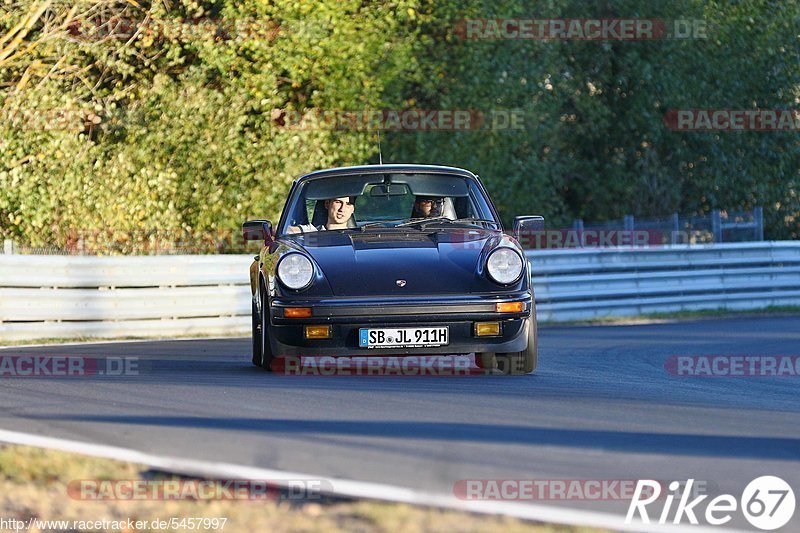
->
530, 241, 800, 321
1, 242, 799, 341
0, 256, 252, 341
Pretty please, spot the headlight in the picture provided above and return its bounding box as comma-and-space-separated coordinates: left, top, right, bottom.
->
486, 247, 523, 284
277, 253, 314, 290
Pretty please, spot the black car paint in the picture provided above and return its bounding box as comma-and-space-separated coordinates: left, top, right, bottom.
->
250, 164, 534, 358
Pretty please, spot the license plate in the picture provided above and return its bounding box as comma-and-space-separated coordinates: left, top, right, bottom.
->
359, 327, 449, 348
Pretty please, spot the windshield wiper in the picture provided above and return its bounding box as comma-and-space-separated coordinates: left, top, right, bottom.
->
397, 217, 501, 230
359, 218, 408, 231
395, 216, 451, 228
362, 216, 487, 231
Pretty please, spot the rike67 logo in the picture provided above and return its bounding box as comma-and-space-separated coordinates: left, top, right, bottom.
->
627, 477, 795, 530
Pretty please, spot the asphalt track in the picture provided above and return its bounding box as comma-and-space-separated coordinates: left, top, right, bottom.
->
1, 316, 799, 531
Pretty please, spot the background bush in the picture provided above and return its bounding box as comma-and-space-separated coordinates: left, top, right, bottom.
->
0, 0, 797, 252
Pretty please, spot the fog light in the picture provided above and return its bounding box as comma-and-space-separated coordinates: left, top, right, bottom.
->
304, 325, 331, 339
475, 322, 501, 337
285, 307, 312, 318
496, 301, 524, 313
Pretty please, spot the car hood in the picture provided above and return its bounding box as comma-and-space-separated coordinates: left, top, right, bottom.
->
283, 228, 507, 296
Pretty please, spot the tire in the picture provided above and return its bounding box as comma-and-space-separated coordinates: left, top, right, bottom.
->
496, 300, 538, 375
251, 300, 262, 367
259, 285, 275, 371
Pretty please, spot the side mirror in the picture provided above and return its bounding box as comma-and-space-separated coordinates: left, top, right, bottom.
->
242, 220, 273, 244
513, 215, 545, 243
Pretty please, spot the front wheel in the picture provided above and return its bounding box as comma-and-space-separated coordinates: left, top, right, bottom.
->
251, 300, 262, 367
496, 311, 538, 375
259, 286, 275, 371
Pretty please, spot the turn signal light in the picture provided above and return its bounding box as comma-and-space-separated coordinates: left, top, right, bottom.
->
285, 307, 312, 318
304, 325, 331, 339
475, 322, 501, 337
496, 301, 524, 313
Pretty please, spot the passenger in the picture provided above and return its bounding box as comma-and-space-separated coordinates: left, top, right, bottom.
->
289, 196, 356, 233
411, 196, 444, 218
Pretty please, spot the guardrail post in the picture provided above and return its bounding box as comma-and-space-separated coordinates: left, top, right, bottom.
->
671, 213, 680, 244
754, 206, 764, 241
572, 219, 584, 248
623, 215, 634, 232
624, 215, 634, 245
711, 210, 722, 243
3, 239, 14, 255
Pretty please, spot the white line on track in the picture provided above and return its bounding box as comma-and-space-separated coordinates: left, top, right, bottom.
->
0, 429, 744, 533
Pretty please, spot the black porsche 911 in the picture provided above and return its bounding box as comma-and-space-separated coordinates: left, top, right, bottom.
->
242, 164, 544, 374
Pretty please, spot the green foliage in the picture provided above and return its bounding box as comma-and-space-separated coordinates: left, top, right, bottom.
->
0, 0, 797, 252
1, 0, 419, 251
386, 0, 799, 236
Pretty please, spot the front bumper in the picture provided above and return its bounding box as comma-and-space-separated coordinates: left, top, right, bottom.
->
267, 292, 532, 356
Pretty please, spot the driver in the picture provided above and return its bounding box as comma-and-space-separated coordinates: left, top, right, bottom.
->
289, 196, 356, 233
411, 196, 444, 218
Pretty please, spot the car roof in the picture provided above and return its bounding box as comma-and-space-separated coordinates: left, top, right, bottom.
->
295, 164, 479, 183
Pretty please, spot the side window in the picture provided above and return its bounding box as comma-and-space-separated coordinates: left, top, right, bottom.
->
467, 181, 493, 220
305, 199, 315, 224
281, 193, 312, 230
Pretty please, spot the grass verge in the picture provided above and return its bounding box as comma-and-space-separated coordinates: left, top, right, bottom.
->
0, 444, 602, 533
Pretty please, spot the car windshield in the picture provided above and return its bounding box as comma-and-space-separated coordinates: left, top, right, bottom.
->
278, 172, 499, 235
